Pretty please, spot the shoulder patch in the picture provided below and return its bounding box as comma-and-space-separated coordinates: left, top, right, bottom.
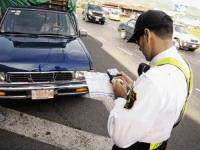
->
124, 89, 137, 109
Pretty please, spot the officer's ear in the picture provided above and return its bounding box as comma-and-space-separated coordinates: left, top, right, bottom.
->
143, 28, 151, 43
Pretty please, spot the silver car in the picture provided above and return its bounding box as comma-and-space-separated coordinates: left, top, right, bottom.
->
173, 24, 200, 51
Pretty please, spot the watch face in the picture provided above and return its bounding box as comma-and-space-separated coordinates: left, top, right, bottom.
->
107, 68, 119, 76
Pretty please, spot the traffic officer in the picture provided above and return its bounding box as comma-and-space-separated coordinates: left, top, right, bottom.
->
107, 10, 193, 150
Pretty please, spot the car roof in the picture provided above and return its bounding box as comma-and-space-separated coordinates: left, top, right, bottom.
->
88, 3, 101, 7
173, 23, 185, 27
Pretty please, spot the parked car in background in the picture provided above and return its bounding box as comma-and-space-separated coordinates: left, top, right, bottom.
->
173, 23, 200, 51
0, 7, 93, 99
108, 9, 121, 21
83, 3, 106, 25
118, 19, 136, 39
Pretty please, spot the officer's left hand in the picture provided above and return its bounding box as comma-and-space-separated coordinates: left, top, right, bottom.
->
111, 78, 127, 99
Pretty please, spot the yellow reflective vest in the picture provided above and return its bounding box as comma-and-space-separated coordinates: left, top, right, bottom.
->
155, 57, 193, 127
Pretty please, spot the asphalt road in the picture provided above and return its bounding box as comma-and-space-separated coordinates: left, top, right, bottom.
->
0, 13, 199, 150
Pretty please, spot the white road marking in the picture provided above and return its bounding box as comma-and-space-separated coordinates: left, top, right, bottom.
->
98, 37, 107, 43
195, 88, 200, 92
107, 24, 117, 30
111, 26, 116, 30
0, 106, 113, 150
117, 47, 133, 56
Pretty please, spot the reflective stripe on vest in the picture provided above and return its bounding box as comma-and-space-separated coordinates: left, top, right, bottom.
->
154, 57, 193, 127
148, 57, 193, 150
149, 143, 162, 150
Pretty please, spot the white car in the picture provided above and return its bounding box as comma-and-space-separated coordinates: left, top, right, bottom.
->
173, 24, 200, 51
108, 9, 121, 21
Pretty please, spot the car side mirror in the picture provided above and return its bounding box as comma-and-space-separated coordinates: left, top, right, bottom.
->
80, 30, 88, 37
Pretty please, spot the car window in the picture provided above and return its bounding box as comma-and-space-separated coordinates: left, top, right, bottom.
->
127, 20, 135, 28
0, 8, 76, 36
174, 25, 188, 34
88, 4, 103, 11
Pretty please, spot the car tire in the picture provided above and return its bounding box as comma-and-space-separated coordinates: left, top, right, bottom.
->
174, 39, 180, 50
100, 21, 105, 25
120, 30, 126, 39
188, 48, 197, 51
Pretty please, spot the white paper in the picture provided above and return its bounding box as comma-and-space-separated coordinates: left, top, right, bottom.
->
84, 72, 114, 98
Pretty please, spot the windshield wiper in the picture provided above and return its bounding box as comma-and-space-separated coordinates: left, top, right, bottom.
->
0, 31, 39, 37
38, 33, 77, 38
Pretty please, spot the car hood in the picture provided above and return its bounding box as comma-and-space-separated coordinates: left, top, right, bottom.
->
0, 36, 91, 72
174, 32, 199, 43
91, 10, 104, 14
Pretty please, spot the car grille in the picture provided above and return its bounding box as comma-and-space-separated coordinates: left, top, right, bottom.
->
7, 72, 73, 82
93, 12, 103, 17
191, 39, 198, 43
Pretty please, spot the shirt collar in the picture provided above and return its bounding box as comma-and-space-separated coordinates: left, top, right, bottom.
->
150, 46, 178, 66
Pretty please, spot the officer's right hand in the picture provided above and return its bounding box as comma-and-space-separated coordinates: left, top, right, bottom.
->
119, 72, 134, 87
111, 78, 127, 99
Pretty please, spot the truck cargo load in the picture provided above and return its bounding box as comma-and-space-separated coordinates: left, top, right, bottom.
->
0, 0, 76, 15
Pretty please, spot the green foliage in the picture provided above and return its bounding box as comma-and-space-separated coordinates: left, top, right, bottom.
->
0, 0, 49, 14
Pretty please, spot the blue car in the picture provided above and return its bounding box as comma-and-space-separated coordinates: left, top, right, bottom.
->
0, 7, 93, 99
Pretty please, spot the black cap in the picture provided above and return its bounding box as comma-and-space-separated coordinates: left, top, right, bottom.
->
128, 10, 173, 43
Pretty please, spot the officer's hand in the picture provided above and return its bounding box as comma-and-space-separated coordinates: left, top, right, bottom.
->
111, 78, 127, 99
119, 71, 134, 87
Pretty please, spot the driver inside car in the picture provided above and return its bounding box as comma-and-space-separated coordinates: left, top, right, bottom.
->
40, 16, 60, 33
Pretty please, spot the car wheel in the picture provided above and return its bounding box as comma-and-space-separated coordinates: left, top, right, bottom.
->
100, 21, 105, 25
188, 48, 197, 51
120, 30, 126, 39
174, 39, 180, 50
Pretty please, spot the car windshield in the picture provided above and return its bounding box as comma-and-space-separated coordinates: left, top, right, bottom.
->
175, 25, 188, 34
111, 9, 121, 15
0, 8, 76, 36
111, 11, 120, 15
88, 4, 102, 11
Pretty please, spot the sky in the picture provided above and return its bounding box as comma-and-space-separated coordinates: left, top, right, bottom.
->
105, 0, 200, 16
122, 0, 200, 9
175, 0, 200, 8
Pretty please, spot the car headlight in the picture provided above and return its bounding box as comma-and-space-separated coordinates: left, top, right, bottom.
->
181, 40, 188, 46
75, 71, 85, 80
183, 42, 187, 46
88, 10, 93, 15
0, 72, 5, 81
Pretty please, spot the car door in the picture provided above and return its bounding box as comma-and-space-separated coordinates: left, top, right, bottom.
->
125, 19, 136, 39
